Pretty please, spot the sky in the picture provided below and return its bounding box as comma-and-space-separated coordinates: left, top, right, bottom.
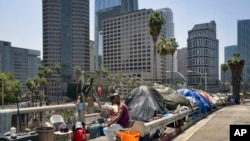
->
1, 0, 250, 68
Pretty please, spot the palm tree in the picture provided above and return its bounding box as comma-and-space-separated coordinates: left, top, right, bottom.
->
156, 38, 178, 84
55, 64, 61, 105
44, 67, 52, 105
148, 11, 164, 83
156, 38, 169, 83
74, 66, 82, 98
221, 63, 228, 92
26, 78, 36, 107
227, 52, 245, 104
37, 64, 52, 105
167, 38, 179, 85
33, 76, 40, 107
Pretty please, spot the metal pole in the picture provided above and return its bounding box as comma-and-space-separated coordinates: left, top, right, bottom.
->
2, 79, 4, 109
205, 71, 207, 92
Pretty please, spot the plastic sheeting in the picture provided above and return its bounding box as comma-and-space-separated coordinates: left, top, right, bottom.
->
0, 109, 12, 137
177, 88, 211, 114
125, 86, 167, 122
153, 83, 192, 110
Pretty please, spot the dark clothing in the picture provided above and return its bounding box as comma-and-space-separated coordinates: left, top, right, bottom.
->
117, 103, 129, 128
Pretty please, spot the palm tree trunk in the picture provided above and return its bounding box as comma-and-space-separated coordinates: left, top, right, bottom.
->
153, 42, 157, 83
232, 71, 240, 104
171, 55, 174, 85
224, 72, 226, 92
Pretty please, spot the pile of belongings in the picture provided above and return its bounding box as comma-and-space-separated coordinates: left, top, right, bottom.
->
153, 83, 192, 111
125, 86, 167, 122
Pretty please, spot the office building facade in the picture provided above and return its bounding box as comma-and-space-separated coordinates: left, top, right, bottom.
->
177, 47, 188, 79
237, 19, 250, 88
90, 40, 95, 71
94, 0, 138, 69
102, 9, 166, 83
187, 21, 219, 92
42, 0, 89, 100
0, 41, 41, 92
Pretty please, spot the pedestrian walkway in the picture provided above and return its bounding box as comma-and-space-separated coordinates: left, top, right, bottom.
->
173, 99, 250, 141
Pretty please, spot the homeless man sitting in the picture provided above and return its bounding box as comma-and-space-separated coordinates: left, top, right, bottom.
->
103, 93, 129, 140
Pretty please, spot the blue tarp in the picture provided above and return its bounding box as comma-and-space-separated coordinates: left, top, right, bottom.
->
177, 88, 211, 114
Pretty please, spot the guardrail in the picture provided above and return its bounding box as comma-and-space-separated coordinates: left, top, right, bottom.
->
6, 104, 76, 115
144, 107, 199, 136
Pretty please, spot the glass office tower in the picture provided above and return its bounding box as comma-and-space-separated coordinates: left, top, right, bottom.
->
43, 0, 89, 100
238, 19, 250, 87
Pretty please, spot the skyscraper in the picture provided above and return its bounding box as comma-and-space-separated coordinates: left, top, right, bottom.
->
187, 21, 219, 92
42, 0, 89, 100
0, 40, 41, 92
94, 0, 138, 69
237, 19, 250, 87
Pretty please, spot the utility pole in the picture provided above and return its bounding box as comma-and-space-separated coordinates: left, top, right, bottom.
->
1, 79, 4, 109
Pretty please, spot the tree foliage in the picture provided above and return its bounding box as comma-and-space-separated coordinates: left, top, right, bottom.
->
0, 72, 22, 104
227, 52, 245, 104
148, 11, 164, 83
156, 38, 179, 84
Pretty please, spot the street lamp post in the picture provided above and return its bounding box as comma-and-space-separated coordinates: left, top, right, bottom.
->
1, 79, 4, 109
188, 70, 207, 92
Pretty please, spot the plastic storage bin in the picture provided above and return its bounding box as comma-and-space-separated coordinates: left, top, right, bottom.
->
86, 124, 100, 139
117, 130, 139, 141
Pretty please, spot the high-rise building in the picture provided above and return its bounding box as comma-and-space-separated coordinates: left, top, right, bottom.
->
0, 40, 41, 92
223, 45, 238, 84
94, 0, 138, 69
237, 19, 250, 87
177, 47, 188, 79
102, 9, 166, 83
42, 0, 89, 100
187, 21, 219, 92
156, 8, 177, 76
90, 40, 95, 71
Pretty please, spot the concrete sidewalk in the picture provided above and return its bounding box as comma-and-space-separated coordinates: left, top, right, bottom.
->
173, 100, 250, 141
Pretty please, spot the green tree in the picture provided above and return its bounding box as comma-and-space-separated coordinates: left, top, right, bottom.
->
221, 63, 228, 92
156, 38, 169, 83
227, 52, 245, 104
74, 65, 82, 98
55, 64, 62, 104
0, 72, 22, 105
37, 64, 51, 105
26, 78, 36, 107
156, 38, 178, 84
148, 11, 164, 83
167, 38, 179, 84
33, 76, 40, 106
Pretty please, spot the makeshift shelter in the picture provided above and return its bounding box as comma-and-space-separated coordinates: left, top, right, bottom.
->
153, 83, 192, 110
125, 86, 167, 122
177, 88, 210, 114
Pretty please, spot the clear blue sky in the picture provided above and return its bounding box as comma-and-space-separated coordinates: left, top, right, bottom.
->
1, 0, 250, 68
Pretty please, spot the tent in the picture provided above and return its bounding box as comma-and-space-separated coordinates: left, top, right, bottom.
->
125, 86, 167, 122
177, 88, 211, 114
153, 83, 192, 110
